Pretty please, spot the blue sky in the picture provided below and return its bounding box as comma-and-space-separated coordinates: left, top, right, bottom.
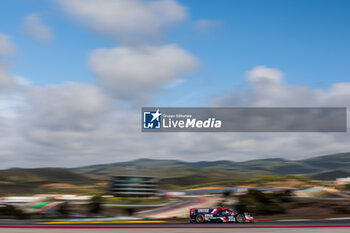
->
1, 0, 350, 167
173, 0, 350, 102
1, 0, 349, 107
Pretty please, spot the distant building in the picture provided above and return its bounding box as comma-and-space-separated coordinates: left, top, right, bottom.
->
110, 175, 158, 197
335, 177, 350, 185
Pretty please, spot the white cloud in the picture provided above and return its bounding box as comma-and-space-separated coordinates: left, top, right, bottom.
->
0, 60, 16, 88
22, 14, 53, 42
0, 34, 16, 55
57, 0, 197, 101
14, 75, 32, 86
0, 94, 25, 118
5, 0, 348, 168
3, 66, 348, 168
0, 34, 18, 88
0, 82, 114, 167
247, 65, 283, 85
207, 66, 350, 159
164, 78, 186, 89
1, 55, 350, 167
22, 82, 112, 132
195, 19, 221, 33
213, 66, 350, 108
57, 0, 187, 41
89, 44, 199, 100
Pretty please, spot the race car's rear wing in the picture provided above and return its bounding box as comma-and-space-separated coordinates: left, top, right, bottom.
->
190, 208, 213, 216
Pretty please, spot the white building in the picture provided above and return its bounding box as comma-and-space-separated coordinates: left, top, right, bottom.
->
336, 177, 350, 184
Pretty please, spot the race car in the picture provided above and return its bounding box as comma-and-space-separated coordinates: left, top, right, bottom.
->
189, 207, 254, 223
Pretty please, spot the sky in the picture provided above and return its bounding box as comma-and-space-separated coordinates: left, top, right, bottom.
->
0, 0, 349, 168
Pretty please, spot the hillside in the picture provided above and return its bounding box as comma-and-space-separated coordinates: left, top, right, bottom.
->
0, 168, 97, 195
0, 168, 94, 184
302, 153, 350, 170
159, 170, 246, 189
179, 175, 320, 190
72, 152, 350, 180
310, 170, 350, 180
0, 152, 349, 194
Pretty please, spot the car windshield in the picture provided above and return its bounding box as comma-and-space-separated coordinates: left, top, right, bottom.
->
226, 208, 233, 214
221, 209, 231, 215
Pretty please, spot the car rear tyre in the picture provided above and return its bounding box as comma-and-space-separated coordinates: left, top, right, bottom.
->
196, 214, 205, 224
236, 213, 246, 223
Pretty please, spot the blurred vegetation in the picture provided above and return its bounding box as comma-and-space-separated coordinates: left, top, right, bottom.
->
57, 202, 70, 217
0, 168, 94, 184
88, 195, 103, 214
74, 153, 350, 181
237, 189, 293, 215
0, 168, 100, 195
0, 205, 27, 219
341, 183, 350, 191
1, 152, 349, 195
178, 175, 327, 190
311, 170, 350, 181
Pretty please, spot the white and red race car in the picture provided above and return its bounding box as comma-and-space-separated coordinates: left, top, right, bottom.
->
189, 207, 254, 223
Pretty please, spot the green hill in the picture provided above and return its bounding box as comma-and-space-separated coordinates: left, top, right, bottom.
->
159, 170, 246, 189
0, 168, 96, 195
310, 170, 350, 180
0, 168, 94, 184
73, 152, 350, 179
0, 152, 349, 194
302, 152, 350, 170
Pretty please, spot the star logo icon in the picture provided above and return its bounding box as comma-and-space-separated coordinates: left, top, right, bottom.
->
143, 109, 162, 129
151, 109, 162, 122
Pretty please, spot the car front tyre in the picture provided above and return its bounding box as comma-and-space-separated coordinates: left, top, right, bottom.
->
236, 213, 246, 223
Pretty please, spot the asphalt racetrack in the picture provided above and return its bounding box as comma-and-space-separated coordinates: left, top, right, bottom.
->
1, 219, 350, 233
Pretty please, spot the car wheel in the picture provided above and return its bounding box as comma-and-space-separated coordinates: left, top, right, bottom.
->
196, 214, 205, 224
236, 213, 246, 223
